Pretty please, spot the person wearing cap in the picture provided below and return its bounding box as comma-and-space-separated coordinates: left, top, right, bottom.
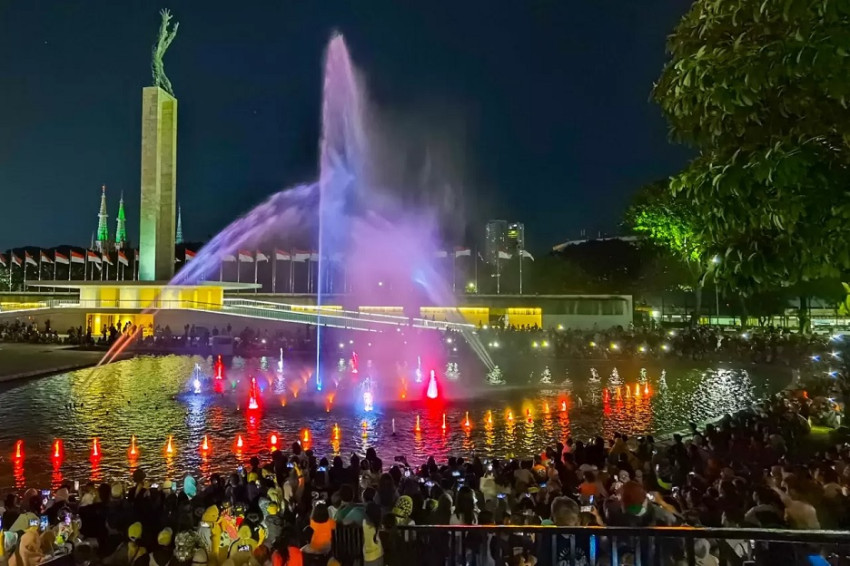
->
226, 526, 259, 566
391, 495, 415, 526
104, 522, 147, 566
147, 528, 173, 566
261, 503, 282, 550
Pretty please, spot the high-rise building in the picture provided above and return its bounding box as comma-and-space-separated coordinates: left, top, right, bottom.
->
485, 219, 508, 264
95, 185, 110, 253
115, 192, 127, 250
507, 222, 525, 252
176, 203, 183, 244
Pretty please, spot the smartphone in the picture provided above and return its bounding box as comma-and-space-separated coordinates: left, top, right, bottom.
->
39, 515, 48, 532
237, 465, 244, 474
238, 545, 250, 552
403, 469, 411, 478
28, 517, 39, 529
64, 515, 71, 526
451, 470, 461, 478
497, 493, 507, 499
425, 481, 435, 488
580, 505, 593, 513
647, 493, 656, 502
73, 480, 80, 492
487, 463, 493, 472
41, 489, 50, 498
317, 466, 327, 472
151, 483, 160, 489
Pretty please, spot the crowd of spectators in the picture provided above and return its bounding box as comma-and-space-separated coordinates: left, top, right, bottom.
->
473, 325, 829, 366
0, 388, 847, 566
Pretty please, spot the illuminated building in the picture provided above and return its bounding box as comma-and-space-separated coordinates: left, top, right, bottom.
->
95, 185, 110, 253
484, 219, 507, 265
115, 193, 127, 250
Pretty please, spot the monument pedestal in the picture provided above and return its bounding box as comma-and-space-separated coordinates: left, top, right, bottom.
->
139, 86, 177, 281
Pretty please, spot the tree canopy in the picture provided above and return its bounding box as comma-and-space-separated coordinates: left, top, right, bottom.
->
653, 0, 850, 296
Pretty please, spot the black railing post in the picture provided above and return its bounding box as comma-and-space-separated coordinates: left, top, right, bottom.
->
685, 537, 695, 566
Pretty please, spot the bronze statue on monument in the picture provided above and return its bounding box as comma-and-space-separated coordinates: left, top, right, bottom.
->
152, 9, 179, 96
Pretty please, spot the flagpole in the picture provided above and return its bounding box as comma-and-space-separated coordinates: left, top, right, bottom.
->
452, 253, 456, 294
22, 256, 27, 290
237, 255, 241, 283
496, 255, 500, 294
289, 251, 294, 293
254, 253, 259, 293
474, 249, 479, 293
272, 255, 277, 293
68, 251, 72, 281
38, 252, 42, 282
519, 252, 523, 295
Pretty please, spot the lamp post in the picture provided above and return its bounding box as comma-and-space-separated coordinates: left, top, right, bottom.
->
712, 255, 721, 326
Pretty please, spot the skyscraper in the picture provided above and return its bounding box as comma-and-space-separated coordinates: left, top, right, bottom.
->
507, 222, 525, 251
485, 219, 508, 264
115, 193, 127, 250
95, 185, 109, 253
175, 203, 183, 245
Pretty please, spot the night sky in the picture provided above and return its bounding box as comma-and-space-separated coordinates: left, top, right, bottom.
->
0, 0, 692, 252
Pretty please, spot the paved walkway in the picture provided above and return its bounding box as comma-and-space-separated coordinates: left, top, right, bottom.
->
0, 343, 107, 382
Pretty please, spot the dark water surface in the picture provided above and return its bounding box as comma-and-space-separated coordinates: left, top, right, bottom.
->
0, 354, 789, 489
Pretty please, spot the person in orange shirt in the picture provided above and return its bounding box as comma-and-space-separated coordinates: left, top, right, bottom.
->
272, 529, 303, 566
302, 502, 335, 555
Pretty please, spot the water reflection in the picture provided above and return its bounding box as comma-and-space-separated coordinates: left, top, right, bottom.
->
0, 355, 785, 487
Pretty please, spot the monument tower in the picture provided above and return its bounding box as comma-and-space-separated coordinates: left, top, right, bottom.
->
139, 9, 179, 281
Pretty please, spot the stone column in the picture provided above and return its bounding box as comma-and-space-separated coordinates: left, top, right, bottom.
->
139, 86, 177, 281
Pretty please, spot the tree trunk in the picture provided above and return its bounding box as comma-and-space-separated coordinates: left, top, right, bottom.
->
739, 296, 749, 330
799, 295, 810, 334
691, 281, 704, 326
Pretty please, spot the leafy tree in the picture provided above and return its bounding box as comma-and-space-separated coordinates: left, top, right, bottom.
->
626, 180, 711, 323
653, 0, 850, 330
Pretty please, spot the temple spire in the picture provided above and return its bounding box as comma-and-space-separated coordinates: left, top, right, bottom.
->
115, 192, 127, 250
96, 185, 109, 252
176, 203, 183, 244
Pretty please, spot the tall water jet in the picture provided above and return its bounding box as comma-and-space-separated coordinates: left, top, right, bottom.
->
315, 34, 367, 390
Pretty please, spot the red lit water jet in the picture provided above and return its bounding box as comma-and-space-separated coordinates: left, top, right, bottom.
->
426, 370, 439, 400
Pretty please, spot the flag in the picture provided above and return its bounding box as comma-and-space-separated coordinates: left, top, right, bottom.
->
118, 251, 129, 266
54, 251, 69, 264
256, 251, 269, 262
0, 254, 6, 268
520, 249, 535, 261
70, 250, 85, 264
102, 253, 113, 265
434, 250, 449, 259
275, 249, 291, 261
25, 252, 37, 266
40, 251, 53, 264
292, 250, 310, 262
238, 250, 254, 262
454, 247, 471, 257
134, 249, 139, 261
221, 253, 237, 262
11, 253, 21, 267
87, 250, 102, 264
185, 249, 196, 261
498, 251, 513, 260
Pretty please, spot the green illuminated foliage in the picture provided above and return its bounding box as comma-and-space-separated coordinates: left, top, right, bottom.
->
653, 0, 850, 300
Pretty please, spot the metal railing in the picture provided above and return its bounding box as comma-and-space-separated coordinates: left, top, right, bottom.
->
356, 525, 848, 566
